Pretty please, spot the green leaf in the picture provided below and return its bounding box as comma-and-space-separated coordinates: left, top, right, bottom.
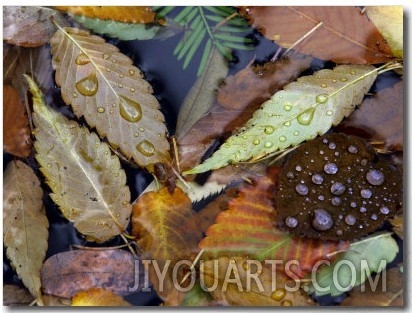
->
174, 6, 197, 24
71, 14, 163, 40
183, 28, 207, 69
184, 64, 379, 175
181, 283, 214, 306
306, 232, 399, 296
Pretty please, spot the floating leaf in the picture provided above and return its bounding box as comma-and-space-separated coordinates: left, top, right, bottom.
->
242, 6, 393, 64
185, 64, 378, 174
3, 285, 34, 306
201, 257, 315, 306
306, 232, 399, 297
41, 250, 142, 298
3, 85, 32, 158
50, 26, 171, 173
3, 160, 49, 300
27, 75, 131, 242
366, 6, 403, 58
71, 288, 132, 306
3, 6, 68, 47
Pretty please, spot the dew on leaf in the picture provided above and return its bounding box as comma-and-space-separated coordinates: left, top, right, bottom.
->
75, 73, 98, 96
311, 173, 324, 185
360, 189, 372, 199
312, 209, 333, 231
345, 214, 356, 225
271, 288, 286, 301
279, 136, 287, 142
264, 126, 274, 134
324, 162, 338, 174
295, 183, 308, 195
119, 96, 142, 122
97, 107, 105, 113
285, 216, 298, 228
253, 139, 260, 145
136, 140, 155, 157
75, 53, 91, 65
315, 93, 328, 103
366, 169, 385, 186
297, 107, 315, 125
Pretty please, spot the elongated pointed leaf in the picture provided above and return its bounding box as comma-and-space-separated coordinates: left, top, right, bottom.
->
3, 160, 48, 300
50, 26, 171, 173
27, 75, 131, 242
185, 65, 378, 174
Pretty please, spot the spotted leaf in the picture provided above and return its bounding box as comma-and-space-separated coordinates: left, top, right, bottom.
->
184, 64, 378, 174
50, 26, 171, 173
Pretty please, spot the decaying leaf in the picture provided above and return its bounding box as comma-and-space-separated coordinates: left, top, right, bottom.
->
3, 285, 35, 306
3, 160, 49, 301
71, 288, 132, 306
241, 6, 393, 64
41, 250, 142, 299
185, 64, 378, 174
306, 232, 399, 297
201, 257, 314, 306
50, 26, 171, 173
390, 215, 403, 239
3, 85, 32, 158
3, 6, 68, 47
27, 75, 131, 242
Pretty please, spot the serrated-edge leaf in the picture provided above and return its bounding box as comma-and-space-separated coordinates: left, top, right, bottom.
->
184, 64, 378, 174
3, 160, 49, 300
26, 75, 132, 243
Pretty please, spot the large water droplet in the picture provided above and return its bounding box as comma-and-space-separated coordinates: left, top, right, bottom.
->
295, 183, 309, 195
285, 216, 298, 228
271, 288, 286, 301
136, 140, 155, 157
297, 107, 315, 125
119, 96, 142, 122
324, 163, 338, 174
366, 169, 385, 185
345, 214, 356, 225
312, 209, 333, 231
380, 206, 389, 215
75, 73, 98, 96
312, 173, 324, 185
97, 107, 105, 113
330, 182, 345, 195
75, 53, 91, 65
316, 94, 328, 104
360, 189, 372, 199
264, 126, 274, 134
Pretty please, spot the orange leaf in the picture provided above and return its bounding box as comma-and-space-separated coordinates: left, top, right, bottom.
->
199, 168, 349, 278
3, 85, 32, 157
72, 288, 131, 306
241, 6, 394, 64
55, 6, 160, 24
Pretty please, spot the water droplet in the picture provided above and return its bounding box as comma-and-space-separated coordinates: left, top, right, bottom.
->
330, 182, 345, 195
279, 136, 286, 142
271, 288, 286, 301
295, 165, 302, 172
118, 83, 123, 88
328, 142, 336, 149
119, 73, 124, 78
47, 163, 52, 168
371, 214, 378, 220
109, 110, 114, 114
264, 142, 273, 148
316, 93, 328, 103
295, 183, 309, 195
360, 189, 372, 199
366, 169, 385, 185
326, 110, 333, 116
286, 172, 294, 179
331, 197, 341, 206
75, 53, 91, 65
322, 138, 328, 144
72, 92, 78, 98
320, 83, 328, 88
106, 68, 111, 72
359, 207, 367, 213
324, 163, 338, 174
103, 53, 111, 60
122, 200, 128, 206
336, 229, 343, 236
346, 145, 358, 154
312, 209, 333, 231
119, 96, 142, 122
361, 159, 368, 166
332, 79, 337, 83
284, 104, 292, 111
264, 126, 274, 134
297, 107, 315, 125
350, 70, 356, 75
129, 69, 135, 76
75, 73, 98, 96
312, 173, 324, 185
136, 140, 155, 157
341, 77, 348, 82
350, 201, 357, 208
285, 216, 298, 228
380, 206, 389, 215
345, 214, 356, 225
97, 107, 105, 113
281, 300, 293, 306
293, 131, 299, 136
283, 121, 291, 127
253, 139, 260, 145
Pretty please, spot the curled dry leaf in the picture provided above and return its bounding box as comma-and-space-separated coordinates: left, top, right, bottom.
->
41, 250, 142, 299
27, 75, 131, 242
71, 288, 132, 306
201, 257, 314, 306
3, 160, 49, 300
50, 26, 171, 174
3, 285, 34, 306
3, 85, 32, 158
3, 6, 68, 47
241, 6, 393, 64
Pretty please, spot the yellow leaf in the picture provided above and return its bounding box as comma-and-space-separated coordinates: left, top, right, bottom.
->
72, 288, 131, 306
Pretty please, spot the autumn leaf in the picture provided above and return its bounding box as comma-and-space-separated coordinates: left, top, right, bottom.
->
50, 26, 171, 173
41, 250, 142, 299
3, 6, 68, 47
199, 169, 349, 278
180, 283, 216, 306
3, 160, 49, 301
185, 64, 378, 174
27, 75, 132, 242
201, 257, 314, 306
3, 85, 32, 158
71, 288, 132, 306
242, 6, 394, 64
390, 215, 403, 239
3, 285, 34, 306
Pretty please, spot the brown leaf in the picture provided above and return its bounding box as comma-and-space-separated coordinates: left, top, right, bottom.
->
3, 85, 32, 157
341, 265, 403, 306
41, 250, 142, 299
178, 54, 312, 172
71, 288, 132, 306
391, 215, 403, 239
339, 81, 403, 151
241, 6, 393, 64
3, 285, 34, 306
3, 6, 68, 47
55, 6, 161, 24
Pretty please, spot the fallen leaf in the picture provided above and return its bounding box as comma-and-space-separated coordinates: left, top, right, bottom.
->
242, 6, 394, 64
3, 6, 68, 47
71, 288, 132, 306
185, 64, 378, 174
50, 26, 171, 174
390, 215, 403, 239
180, 283, 216, 306
3, 85, 32, 158
27, 75, 132, 242
3, 160, 49, 301
201, 257, 315, 306
3, 285, 34, 306
339, 81, 403, 151
341, 265, 403, 306
41, 250, 142, 299
366, 6, 403, 58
